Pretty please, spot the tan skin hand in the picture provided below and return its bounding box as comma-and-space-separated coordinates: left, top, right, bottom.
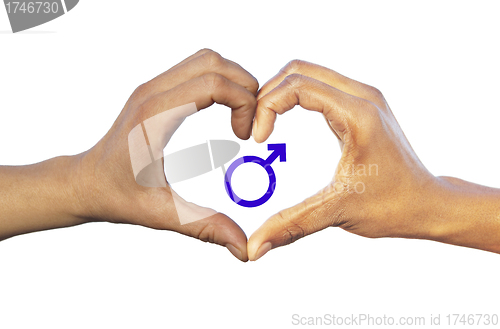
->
2, 54, 499, 261
73, 49, 259, 262
247, 60, 500, 261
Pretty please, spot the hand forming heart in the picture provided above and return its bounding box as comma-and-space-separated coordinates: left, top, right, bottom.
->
65, 49, 500, 262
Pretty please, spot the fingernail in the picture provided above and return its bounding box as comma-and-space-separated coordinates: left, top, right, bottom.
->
226, 243, 242, 260
253, 242, 272, 261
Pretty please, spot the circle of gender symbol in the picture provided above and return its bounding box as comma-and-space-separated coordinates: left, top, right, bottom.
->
224, 144, 286, 208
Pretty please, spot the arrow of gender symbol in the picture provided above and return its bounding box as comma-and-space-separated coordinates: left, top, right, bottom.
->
265, 143, 287, 165
224, 143, 287, 208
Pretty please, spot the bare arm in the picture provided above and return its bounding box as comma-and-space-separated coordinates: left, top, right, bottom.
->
0, 156, 87, 241
248, 60, 500, 260
0, 49, 258, 262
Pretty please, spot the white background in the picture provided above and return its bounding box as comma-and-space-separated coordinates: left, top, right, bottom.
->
1, 1, 499, 328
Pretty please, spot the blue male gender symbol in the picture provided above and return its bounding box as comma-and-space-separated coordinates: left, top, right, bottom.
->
224, 143, 286, 207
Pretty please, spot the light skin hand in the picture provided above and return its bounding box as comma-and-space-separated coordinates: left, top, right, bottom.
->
77, 49, 260, 262
247, 60, 500, 261
3, 54, 499, 262
0, 49, 258, 262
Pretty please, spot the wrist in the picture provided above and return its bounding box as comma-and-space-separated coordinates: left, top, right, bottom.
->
0, 155, 89, 240
71, 145, 140, 225
45, 155, 91, 225
65, 153, 95, 223
419, 176, 500, 253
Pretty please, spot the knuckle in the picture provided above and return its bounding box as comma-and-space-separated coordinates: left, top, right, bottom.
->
355, 99, 383, 138
132, 82, 149, 98
283, 73, 304, 88
266, 98, 280, 112
201, 50, 225, 69
283, 59, 305, 74
196, 48, 214, 55
196, 223, 216, 244
366, 85, 384, 99
276, 211, 305, 245
247, 94, 257, 109
138, 93, 164, 116
249, 76, 260, 94
202, 72, 225, 90
238, 96, 257, 116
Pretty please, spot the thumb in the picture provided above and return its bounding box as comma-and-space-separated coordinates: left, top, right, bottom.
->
175, 212, 249, 262
166, 188, 249, 262
247, 187, 341, 261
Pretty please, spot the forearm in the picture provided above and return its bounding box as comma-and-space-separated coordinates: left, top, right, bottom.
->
0, 156, 86, 241
423, 176, 500, 253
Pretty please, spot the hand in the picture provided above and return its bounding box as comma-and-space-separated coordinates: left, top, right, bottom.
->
74, 49, 259, 261
247, 60, 500, 260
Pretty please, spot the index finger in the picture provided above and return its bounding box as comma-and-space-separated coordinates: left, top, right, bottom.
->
148, 50, 259, 98
257, 60, 386, 110
254, 74, 370, 143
